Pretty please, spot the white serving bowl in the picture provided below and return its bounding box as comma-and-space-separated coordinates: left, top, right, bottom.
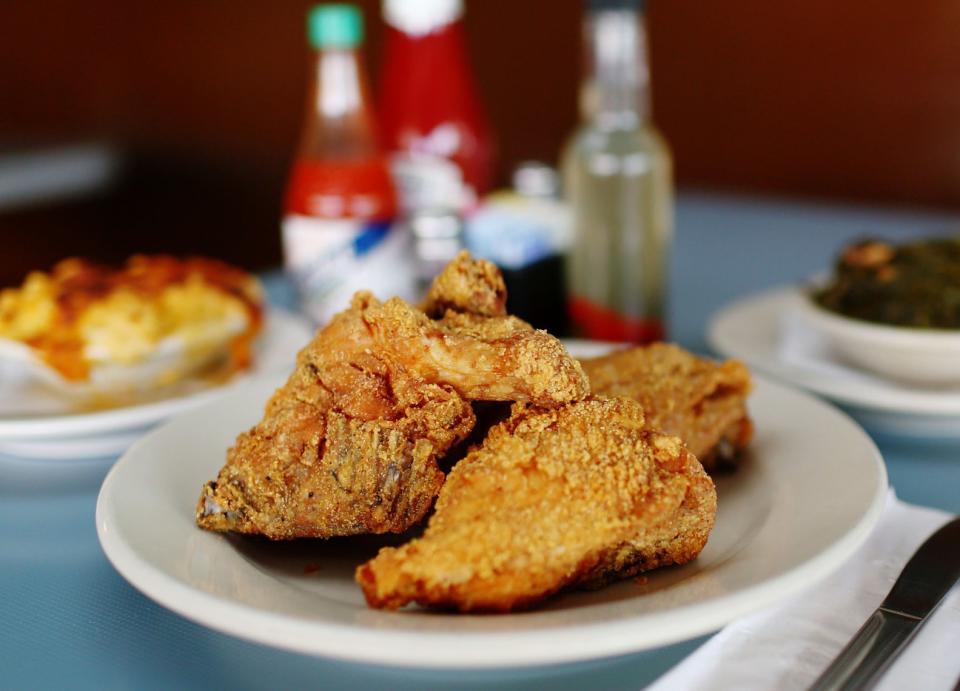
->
796, 290, 960, 386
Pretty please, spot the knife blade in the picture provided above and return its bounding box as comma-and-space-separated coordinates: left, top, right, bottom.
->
809, 516, 960, 691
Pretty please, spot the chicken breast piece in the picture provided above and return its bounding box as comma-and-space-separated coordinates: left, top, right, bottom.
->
580, 343, 753, 471
357, 396, 717, 612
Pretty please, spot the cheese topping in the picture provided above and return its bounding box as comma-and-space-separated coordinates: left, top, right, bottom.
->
0, 256, 263, 380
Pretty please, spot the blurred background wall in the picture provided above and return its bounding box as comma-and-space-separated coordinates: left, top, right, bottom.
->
3, 0, 960, 285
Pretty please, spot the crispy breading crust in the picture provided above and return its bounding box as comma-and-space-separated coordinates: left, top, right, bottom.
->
356, 396, 717, 612
580, 343, 753, 470
195, 366, 475, 538
422, 250, 507, 318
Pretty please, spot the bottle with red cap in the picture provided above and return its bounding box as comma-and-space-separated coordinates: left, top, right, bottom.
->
378, 0, 495, 217
283, 4, 410, 325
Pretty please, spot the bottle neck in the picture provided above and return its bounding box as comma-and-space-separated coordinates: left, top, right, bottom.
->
579, 9, 650, 130
383, 0, 464, 37
300, 47, 379, 159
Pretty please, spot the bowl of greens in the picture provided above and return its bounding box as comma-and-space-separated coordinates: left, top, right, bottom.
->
800, 236, 960, 386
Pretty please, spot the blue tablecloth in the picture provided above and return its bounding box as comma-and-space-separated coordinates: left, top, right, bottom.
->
3, 193, 959, 690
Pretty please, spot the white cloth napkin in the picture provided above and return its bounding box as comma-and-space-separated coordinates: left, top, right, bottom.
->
649, 493, 959, 691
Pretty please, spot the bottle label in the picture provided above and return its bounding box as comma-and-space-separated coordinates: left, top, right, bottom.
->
390, 151, 474, 214
568, 296, 664, 343
282, 215, 414, 325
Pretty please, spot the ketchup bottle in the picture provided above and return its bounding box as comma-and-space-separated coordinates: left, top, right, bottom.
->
378, 0, 495, 214
283, 4, 410, 325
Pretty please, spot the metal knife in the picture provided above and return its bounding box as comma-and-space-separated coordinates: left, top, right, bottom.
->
809, 516, 960, 691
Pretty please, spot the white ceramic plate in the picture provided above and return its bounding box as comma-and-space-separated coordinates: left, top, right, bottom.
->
0, 310, 313, 459
708, 287, 960, 438
96, 351, 887, 669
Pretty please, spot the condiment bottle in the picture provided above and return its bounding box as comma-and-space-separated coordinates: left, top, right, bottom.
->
378, 0, 495, 216
465, 162, 571, 334
283, 4, 409, 325
561, 0, 673, 342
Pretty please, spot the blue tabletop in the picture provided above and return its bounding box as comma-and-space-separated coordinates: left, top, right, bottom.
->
3, 192, 959, 691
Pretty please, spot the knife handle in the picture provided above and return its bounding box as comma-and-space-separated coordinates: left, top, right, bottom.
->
808, 608, 920, 691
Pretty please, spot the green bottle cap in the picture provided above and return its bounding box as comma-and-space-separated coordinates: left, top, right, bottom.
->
308, 4, 363, 49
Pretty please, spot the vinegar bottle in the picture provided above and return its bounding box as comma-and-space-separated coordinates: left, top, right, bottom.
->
283, 4, 408, 325
561, 0, 673, 342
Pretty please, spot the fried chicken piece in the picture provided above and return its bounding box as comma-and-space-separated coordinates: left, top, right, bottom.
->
422, 250, 507, 318
357, 396, 716, 612
197, 259, 589, 540
580, 343, 753, 471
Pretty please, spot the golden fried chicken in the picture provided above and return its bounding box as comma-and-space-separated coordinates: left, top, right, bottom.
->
580, 343, 753, 471
422, 250, 507, 318
196, 256, 589, 540
357, 396, 716, 612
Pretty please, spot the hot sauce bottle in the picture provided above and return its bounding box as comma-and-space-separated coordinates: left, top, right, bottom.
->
378, 0, 495, 216
283, 4, 409, 325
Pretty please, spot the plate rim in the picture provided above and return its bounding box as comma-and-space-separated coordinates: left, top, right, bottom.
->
0, 309, 312, 440
707, 286, 960, 417
95, 368, 888, 669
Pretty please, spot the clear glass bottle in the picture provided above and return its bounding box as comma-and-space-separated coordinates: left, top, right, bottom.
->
561, 0, 673, 342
